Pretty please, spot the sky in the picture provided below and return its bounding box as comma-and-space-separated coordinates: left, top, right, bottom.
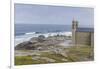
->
14, 3, 94, 27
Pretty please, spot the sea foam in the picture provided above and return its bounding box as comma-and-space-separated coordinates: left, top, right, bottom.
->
15, 32, 72, 46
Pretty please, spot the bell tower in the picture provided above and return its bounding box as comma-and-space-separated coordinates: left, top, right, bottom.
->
72, 19, 78, 30
72, 19, 78, 46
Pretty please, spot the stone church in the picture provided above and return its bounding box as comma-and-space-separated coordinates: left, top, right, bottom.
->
72, 19, 94, 46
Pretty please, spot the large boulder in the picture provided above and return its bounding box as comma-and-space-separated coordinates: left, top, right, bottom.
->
15, 41, 36, 50
37, 35, 45, 42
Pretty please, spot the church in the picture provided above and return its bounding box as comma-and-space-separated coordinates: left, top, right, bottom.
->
72, 19, 94, 46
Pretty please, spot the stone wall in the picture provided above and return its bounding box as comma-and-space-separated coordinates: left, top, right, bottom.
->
75, 32, 91, 46
72, 30, 76, 46
91, 32, 94, 46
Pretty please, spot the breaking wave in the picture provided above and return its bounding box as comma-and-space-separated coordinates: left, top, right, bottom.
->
15, 32, 72, 46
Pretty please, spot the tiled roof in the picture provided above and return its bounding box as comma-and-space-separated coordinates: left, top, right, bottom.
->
76, 28, 94, 32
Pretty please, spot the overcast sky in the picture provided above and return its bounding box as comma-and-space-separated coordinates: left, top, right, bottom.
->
14, 3, 94, 27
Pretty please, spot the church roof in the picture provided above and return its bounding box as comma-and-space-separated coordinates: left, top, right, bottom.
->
76, 28, 94, 32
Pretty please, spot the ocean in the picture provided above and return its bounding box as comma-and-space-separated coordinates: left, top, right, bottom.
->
15, 24, 72, 45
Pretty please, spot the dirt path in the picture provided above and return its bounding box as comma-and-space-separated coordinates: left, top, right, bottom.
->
58, 40, 72, 47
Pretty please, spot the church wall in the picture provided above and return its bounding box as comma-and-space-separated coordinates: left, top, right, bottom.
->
72, 30, 76, 46
91, 32, 94, 46
76, 32, 91, 46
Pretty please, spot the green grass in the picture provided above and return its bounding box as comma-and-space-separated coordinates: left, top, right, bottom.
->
66, 46, 94, 62
15, 56, 49, 65
15, 53, 69, 65
15, 56, 33, 65
40, 52, 69, 62
15, 45, 94, 65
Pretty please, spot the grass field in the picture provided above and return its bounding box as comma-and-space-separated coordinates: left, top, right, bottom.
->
15, 45, 94, 65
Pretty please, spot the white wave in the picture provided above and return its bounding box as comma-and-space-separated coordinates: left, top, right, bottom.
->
25, 32, 36, 35
15, 32, 72, 46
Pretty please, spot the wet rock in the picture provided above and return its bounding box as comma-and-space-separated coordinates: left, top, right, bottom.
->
15, 41, 35, 50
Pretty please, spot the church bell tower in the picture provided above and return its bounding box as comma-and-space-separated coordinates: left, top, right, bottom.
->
72, 19, 78, 30
72, 19, 78, 46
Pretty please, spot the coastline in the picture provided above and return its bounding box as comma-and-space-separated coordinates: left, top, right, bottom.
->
15, 31, 72, 46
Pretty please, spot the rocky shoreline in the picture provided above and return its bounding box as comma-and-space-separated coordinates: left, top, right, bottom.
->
15, 35, 72, 51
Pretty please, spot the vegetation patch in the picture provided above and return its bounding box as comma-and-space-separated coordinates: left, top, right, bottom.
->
15, 45, 94, 65
15, 56, 49, 65
66, 46, 94, 62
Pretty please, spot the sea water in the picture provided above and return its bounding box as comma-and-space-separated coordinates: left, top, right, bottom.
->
15, 24, 72, 45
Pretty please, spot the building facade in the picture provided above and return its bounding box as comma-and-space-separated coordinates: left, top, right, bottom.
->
72, 19, 94, 46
